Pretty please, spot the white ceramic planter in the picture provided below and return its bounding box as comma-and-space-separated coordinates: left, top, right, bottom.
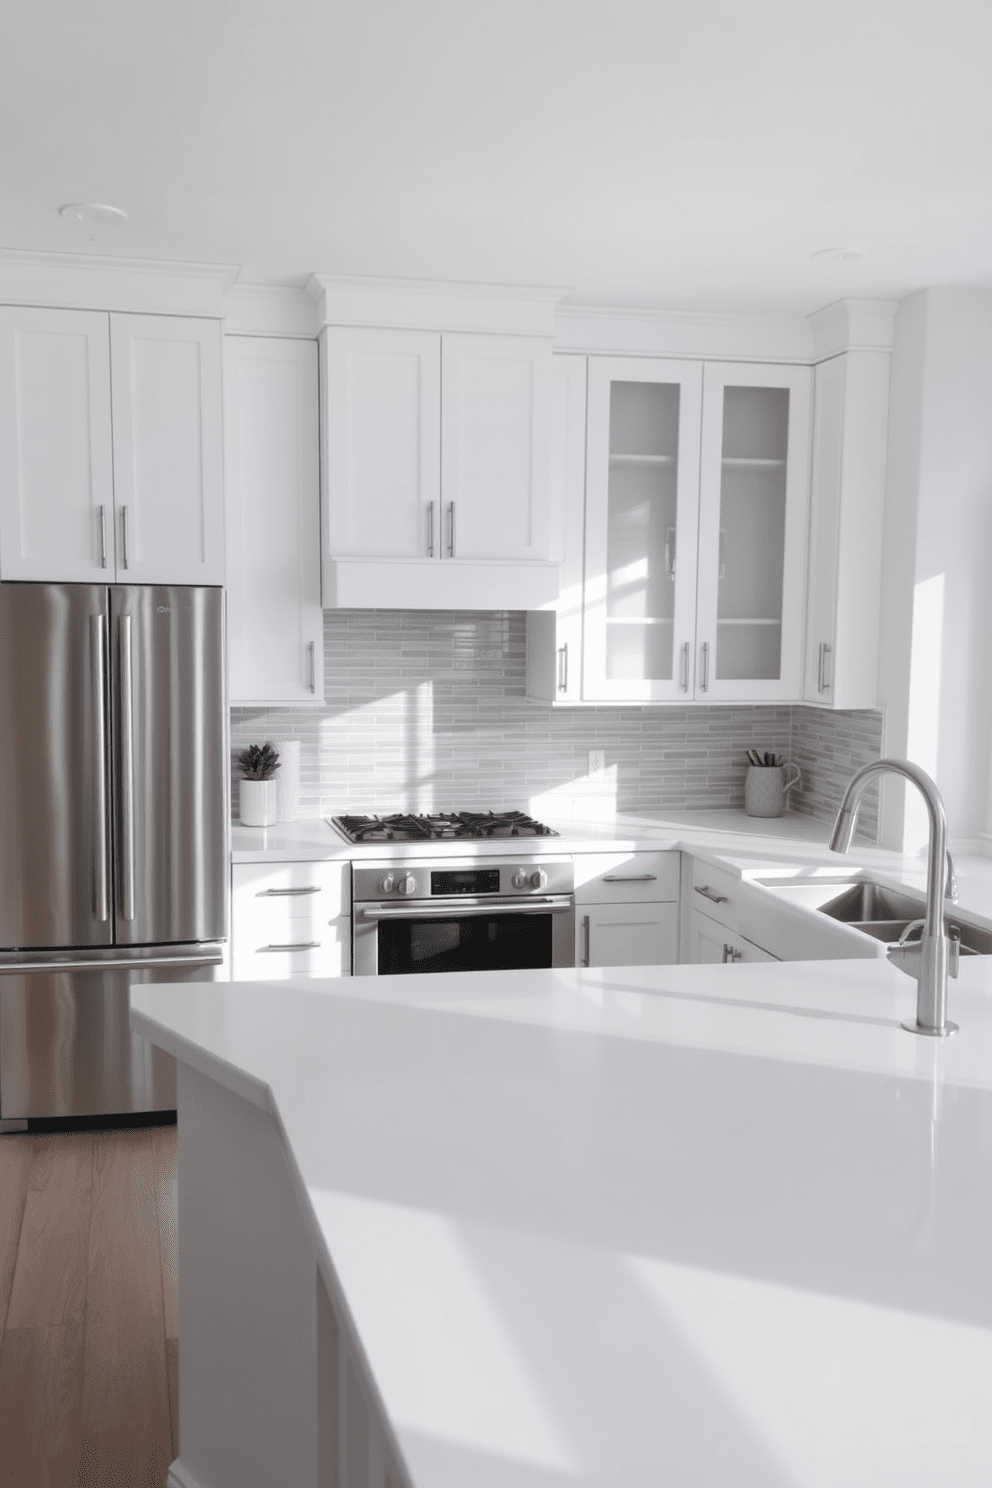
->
744, 762, 801, 818
240, 779, 279, 827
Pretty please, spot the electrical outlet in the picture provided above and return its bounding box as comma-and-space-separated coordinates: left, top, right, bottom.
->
588, 749, 606, 776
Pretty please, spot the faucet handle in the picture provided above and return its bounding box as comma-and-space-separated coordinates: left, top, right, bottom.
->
948, 925, 961, 978
945, 850, 958, 902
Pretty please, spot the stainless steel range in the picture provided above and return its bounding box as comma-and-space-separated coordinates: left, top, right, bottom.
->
331, 812, 574, 977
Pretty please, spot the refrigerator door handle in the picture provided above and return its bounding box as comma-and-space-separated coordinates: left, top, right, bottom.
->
119, 613, 136, 920
0, 948, 224, 975
90, 613, 109, 922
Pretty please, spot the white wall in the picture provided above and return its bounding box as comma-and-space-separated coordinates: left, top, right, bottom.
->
878, 288, 992, 852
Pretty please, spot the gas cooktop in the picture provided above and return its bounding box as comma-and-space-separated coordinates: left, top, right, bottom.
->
329, 810, 559, 844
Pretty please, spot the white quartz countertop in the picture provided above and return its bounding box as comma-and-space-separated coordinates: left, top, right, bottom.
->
133, 958, 992, 1486
232, 808, 992, 923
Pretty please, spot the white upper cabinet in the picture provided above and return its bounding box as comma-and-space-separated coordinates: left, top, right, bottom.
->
109, 315, 225, 586
0, 307, 115, 581
582, 356, 811, 703
225, 337, 323, 705
320, 322, 558, 609
695, 363, 811, 702
322, 326, 441, 560
804, 351, 890, 709
440, 333, 552, 562
583, 358, 704, 702
0, 306, 224, 585
526, 354, 587, 704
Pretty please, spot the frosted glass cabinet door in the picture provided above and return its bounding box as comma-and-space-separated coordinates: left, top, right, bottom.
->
584, 358, 703, 701
0, 307, 115, 581
695, 363, 811, 701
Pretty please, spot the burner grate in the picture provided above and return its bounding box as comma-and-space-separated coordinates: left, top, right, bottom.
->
331, 810, 558, 844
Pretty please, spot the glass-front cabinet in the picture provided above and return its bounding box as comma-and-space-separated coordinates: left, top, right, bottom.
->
584, 358, 703, 702
583, 357, 811, 702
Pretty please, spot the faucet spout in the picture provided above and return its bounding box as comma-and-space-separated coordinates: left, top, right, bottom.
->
829, 759, 958, 1037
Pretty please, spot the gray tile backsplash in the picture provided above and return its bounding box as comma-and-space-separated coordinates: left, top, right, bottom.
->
231, 611, 883, 835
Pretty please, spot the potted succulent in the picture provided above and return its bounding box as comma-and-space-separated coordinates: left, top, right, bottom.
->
238, 742, 281, 827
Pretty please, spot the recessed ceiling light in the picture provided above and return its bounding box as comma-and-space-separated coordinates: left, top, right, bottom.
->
58, 202, 128, 228
811, 246, 867, 264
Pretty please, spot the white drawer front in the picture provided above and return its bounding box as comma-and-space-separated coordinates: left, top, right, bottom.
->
574, 851, 679, 904
233, 860, 350, 921
232, 915, 351, 981
688, 859, 740, 932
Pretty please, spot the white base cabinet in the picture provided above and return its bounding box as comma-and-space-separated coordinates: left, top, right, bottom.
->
224, 336, 323, 705
690, 908, 779, 964
231, 862, 351, 980
0, 306, 224, 584
575, 851, 680, 967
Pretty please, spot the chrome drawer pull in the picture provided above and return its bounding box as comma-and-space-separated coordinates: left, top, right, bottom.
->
695, 885, 728, 904
257, 941, 322, 953
602, 873, 658, 883
258, 886, 321, 897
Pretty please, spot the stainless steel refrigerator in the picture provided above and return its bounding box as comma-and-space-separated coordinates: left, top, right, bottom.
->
0, 583, 227, 1128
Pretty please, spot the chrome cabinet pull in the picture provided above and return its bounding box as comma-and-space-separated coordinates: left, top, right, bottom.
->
90, 613, 109, 922
120, 505, 130, 568
680, 641, 690, 692
307, 640, 316, 693
447, 501, 455, 557
582, 913, 591, 967
98, 505, 108, 569
427, 500, 436, 557
695, 884, 728, 904
119, 614, 135, 920
602, 873, 658, 883
664, 526, 676, 577
257, 941, 322, 953
259, 886, 321, 897
557, 642, 568, 693
700, 640, 709, 692
818, 641, 833, 693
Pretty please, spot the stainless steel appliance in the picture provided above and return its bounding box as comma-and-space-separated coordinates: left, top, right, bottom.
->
352, 856, 574, 977
0, 583, 227, 1128
331, 810, 560, 845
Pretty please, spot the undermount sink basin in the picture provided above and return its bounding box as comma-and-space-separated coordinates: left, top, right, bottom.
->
754, 875, 992, 957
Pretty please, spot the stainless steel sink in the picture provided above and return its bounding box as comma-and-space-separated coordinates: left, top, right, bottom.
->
816, 880, 992, 956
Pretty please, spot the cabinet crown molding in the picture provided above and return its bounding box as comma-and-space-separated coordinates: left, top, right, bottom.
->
808, 298, 898, 361
306, 273, 566, 336
0, 247, 238, 318
554, 303, 815, 363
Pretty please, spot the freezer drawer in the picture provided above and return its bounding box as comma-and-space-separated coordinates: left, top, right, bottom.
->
0, 946, 223, 1120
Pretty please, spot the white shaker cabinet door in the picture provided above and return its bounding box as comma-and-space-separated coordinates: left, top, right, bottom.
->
322, 325, 441, 561
109, 314, 225, 586
225, 337, 323, 704
577, 901, 679, 968
0, 307, 115, 581
440, 333, 552, 561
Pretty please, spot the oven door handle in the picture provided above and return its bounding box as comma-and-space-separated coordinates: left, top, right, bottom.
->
359, 896, 574, 921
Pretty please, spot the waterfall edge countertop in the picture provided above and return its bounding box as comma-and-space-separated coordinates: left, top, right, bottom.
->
133, 960, 992, 1487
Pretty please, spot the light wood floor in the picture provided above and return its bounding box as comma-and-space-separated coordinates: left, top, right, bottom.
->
0, 1125, 178, 1488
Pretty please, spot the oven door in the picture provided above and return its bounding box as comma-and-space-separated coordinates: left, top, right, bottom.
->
354, 895, 575, 977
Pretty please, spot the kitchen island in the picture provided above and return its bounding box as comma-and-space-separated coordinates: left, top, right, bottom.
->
133, 957, 992, 1488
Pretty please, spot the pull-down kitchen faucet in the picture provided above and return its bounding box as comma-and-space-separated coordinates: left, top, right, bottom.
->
829, 759, 959, 1037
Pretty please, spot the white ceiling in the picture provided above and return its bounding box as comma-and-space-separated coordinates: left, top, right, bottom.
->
3, 0, 991, 313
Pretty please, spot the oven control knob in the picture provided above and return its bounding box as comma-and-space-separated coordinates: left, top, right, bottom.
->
378, 874, 396, 894
397, 873, 417, 896
530, 869, 549, 890
511, 870, 529, 889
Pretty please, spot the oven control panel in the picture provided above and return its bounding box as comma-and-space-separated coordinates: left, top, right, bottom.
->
355, 856, 574, 903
